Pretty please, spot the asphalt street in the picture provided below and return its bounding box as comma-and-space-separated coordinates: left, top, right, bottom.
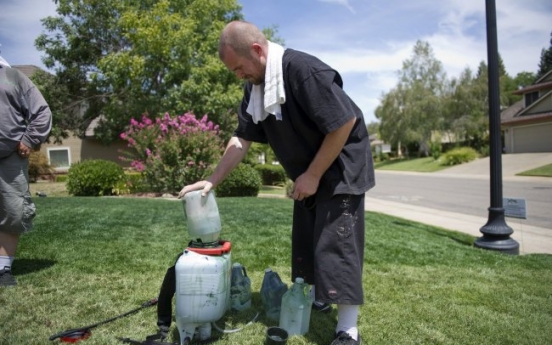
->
367, 171, 552, 229
364, 153, 552, 255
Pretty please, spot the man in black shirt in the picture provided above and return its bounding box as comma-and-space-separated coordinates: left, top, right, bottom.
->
179, 21, 374, 345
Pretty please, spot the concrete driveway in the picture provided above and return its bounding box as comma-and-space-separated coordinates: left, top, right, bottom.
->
434, 152, 552, 177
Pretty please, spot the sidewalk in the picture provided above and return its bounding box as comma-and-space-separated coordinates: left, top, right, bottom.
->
364, 196, 552, 255
365, 153, 552, 255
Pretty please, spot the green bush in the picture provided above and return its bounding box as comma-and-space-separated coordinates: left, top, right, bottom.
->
255, 164, 287, 186
441, 147, 479, 166
479, 145, 490, 157
66, 159, 126, 196
430, 141, 442, 160
125, 172, 150, 193
216, 163, 262, 197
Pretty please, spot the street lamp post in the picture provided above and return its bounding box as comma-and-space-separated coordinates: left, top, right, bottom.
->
474, 0, 519, 254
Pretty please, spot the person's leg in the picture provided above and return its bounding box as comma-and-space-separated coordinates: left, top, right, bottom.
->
0, 232, 19, 285
0, 231, 19, 258
0, 154, 35, 286
0, 231, 20, 287
313, 194, 365, 343
291, 198, 316, 284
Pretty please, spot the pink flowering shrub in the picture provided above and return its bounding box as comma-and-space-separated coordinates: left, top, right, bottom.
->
120, 112, 223, 193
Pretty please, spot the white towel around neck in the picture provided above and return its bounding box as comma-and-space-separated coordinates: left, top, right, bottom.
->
246, 41, 285, 124
0, 56, 11, 68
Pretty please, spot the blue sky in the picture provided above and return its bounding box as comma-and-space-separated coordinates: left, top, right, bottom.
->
1, 0, 551, 124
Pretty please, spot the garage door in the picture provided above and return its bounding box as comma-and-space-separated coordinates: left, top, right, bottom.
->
512, 122, 552, 153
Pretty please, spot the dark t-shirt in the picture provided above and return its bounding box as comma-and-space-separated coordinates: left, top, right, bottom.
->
234, 49, 375, 199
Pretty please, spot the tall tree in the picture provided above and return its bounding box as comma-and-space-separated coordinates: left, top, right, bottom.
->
30, 69, 78, 143
536, 31, 552, 79
35, 0, 245, 143
396, 40, 447, 156
443, 66, 488, 148
513, 71, 536, 89
375, 85, 411, 156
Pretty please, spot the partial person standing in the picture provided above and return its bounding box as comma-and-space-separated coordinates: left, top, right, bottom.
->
0, 57, 52, 287
179, 21, 374, 345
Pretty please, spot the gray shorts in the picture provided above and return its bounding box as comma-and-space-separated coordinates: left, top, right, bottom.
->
292, 193, 365, 305
0, 153, 36, 234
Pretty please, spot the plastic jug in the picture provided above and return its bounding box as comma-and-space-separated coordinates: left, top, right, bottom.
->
182, 190, 221, 244
230, 262, 252, 311
260, 268, 288, 321
279, 277, 313, 336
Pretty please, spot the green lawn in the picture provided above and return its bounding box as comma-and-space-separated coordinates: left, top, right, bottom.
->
374, 157, 449, 173
259, 185, 286, 195
375, 157, 552, 177
517, 163, 552, 177
1, 197, 551, 345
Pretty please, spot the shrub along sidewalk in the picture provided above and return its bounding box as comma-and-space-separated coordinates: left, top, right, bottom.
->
1, 197, 551, 345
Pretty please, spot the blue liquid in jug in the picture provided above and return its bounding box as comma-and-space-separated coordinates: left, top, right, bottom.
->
230, 263, 252, 311
260, 268, 288, 321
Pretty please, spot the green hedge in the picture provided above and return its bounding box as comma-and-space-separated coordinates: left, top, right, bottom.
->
216, 163, 262, 197
441, 147, 479, 166
66, 159, 126, 196
254, 164, 287, 186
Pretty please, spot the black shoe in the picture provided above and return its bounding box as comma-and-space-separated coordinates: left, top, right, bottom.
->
330, 331, 361, 345
312, 301, 332, 313
0, 267, 16, 287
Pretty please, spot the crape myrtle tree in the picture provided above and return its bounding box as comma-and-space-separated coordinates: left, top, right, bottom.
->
120, 112, 223, 193
35, 0, 245, 144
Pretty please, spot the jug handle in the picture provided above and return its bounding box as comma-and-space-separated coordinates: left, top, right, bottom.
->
242, 266, 248, 277
181, 198, 187, 219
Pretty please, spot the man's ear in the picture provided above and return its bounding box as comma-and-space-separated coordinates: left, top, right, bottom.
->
251, 43, 264, 58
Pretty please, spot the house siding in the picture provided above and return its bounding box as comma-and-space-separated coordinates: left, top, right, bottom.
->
39, 134, 131, 173
502, 70, 552, 153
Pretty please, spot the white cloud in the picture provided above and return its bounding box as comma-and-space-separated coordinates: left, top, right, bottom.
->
2, 0, 550, 124
317, 0, 355, 14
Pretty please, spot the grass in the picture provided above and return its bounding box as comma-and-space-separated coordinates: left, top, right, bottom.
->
373, 157, 449, 173
1, 196, 551, 345
30, 181, 69, 197
259, 185, 287, 195
517, 163, 552, 177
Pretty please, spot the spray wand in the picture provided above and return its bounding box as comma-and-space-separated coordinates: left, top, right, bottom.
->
49, 298, 158, 343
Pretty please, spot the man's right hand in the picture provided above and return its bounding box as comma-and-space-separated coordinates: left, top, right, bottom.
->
178, 181, 213, 199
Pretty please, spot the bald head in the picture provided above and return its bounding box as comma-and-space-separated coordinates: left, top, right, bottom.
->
219, 21, 268, 60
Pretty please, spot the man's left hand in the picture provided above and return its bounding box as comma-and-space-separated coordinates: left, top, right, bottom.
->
17, 142, 31, 158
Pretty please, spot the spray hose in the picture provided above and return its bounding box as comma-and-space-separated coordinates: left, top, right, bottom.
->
211, 311, 260, 334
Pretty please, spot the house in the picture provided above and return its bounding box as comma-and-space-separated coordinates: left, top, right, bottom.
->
501, 69, 552, 153
13, 65, 130, 173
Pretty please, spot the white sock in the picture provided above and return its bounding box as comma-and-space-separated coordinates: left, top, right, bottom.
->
0, 256, 14, 269
336, 304, 359, 340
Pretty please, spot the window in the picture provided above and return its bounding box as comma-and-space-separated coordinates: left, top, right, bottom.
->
47, 147, 71, 169
524, 91, 539, 107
